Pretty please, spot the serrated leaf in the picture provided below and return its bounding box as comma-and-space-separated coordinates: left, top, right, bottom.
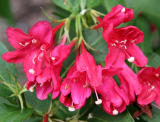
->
24, 91, 51, 113
0, 42, 17, 84
88, 106, 134, 122
0, 103, 33, 122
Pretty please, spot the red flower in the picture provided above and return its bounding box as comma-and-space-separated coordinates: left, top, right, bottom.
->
60, 42, 102, 110
137, 67, 160, 106
100, 5, 147, 67
96, 68, 129, 115
103, 5, 133, 28
104, 25, 147, 67
2, 21, 74, 100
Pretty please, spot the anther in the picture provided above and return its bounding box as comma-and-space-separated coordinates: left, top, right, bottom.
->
128, 57, 135, 63
121, 8, 125, 12
32, 39, 37, 43
113, 109, 118, 115
29, 85, 36, 92
51, 57, 56, 60
29, 69, 35, 74
95, 99, 102, 105
68, 107, 75, 112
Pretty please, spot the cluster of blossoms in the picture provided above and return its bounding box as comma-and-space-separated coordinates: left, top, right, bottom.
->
2, 5, 160, 115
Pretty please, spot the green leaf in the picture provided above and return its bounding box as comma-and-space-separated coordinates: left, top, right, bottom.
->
0, 84, 12, 98
51, 0, 80, 12
0, 0, 14, 24
88, 106, 135, 122
103, 0, 126, 12
141, 106, 160, 122
87, 0, 103, 9
0, 103, 33, 122
52, 100, 78, 120
83, 30, 108, 65
23, 117, 42, 122
125, 0, 160, 31
0, 42, 17, 84
148, 53, 160, 68
136, 16, 152, 56
24, 91, 51, 113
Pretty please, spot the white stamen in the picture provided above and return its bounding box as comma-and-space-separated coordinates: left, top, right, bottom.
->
29, 85, 36, 92
80, 9, 87, 15
32, 55, 37, 64
95, 99, 102, 105
111, 43, 116, 46
51, 57, 56, 60
94, 88, 102, 105
29, 69, 35, 74
121, 8, 125, 12
19, 42, 29, 47
113, 109, 119, 115
155, 73, 159, 77
88, 113, 93, 119
151, 86, 155, 90
32, 39, 37, 43
115, 40, 119, 43
136, 117, 140, 120
128, 57, 135, 63
68, 107, 75, 112
120, 39, 127, 44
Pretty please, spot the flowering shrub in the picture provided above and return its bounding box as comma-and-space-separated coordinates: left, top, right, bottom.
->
0, 0, 160, 122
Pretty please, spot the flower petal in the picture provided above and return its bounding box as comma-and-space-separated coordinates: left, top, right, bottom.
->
103, 4, 134, 27
2, 50, 26, 63
36, 81, 53, 100
126, 43, 148, 67
6, 27, 31, 49
105, 46, 125, 68
77, 43, 102, 87
29, 21, 52, 44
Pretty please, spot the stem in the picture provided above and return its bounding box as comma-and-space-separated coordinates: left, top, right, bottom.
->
18, 94, 24, 111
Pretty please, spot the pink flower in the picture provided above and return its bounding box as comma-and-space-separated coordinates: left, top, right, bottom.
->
2, 21, 74, 100
104, 25, 147, 67
137, 67, 160, 106
60, 42, 102, 110
100, 5, 147, 67
60, 64, 92, 110
96, 68, 129, 115
103, 4, 134, 28
117, 64, 142, 102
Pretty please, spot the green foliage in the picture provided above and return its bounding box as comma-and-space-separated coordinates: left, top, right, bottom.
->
24, 91, 51, 113
0, 42, 17, 84
0, 0, 14, 24
0, 103, 32, 122
88, 106, 134, 122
